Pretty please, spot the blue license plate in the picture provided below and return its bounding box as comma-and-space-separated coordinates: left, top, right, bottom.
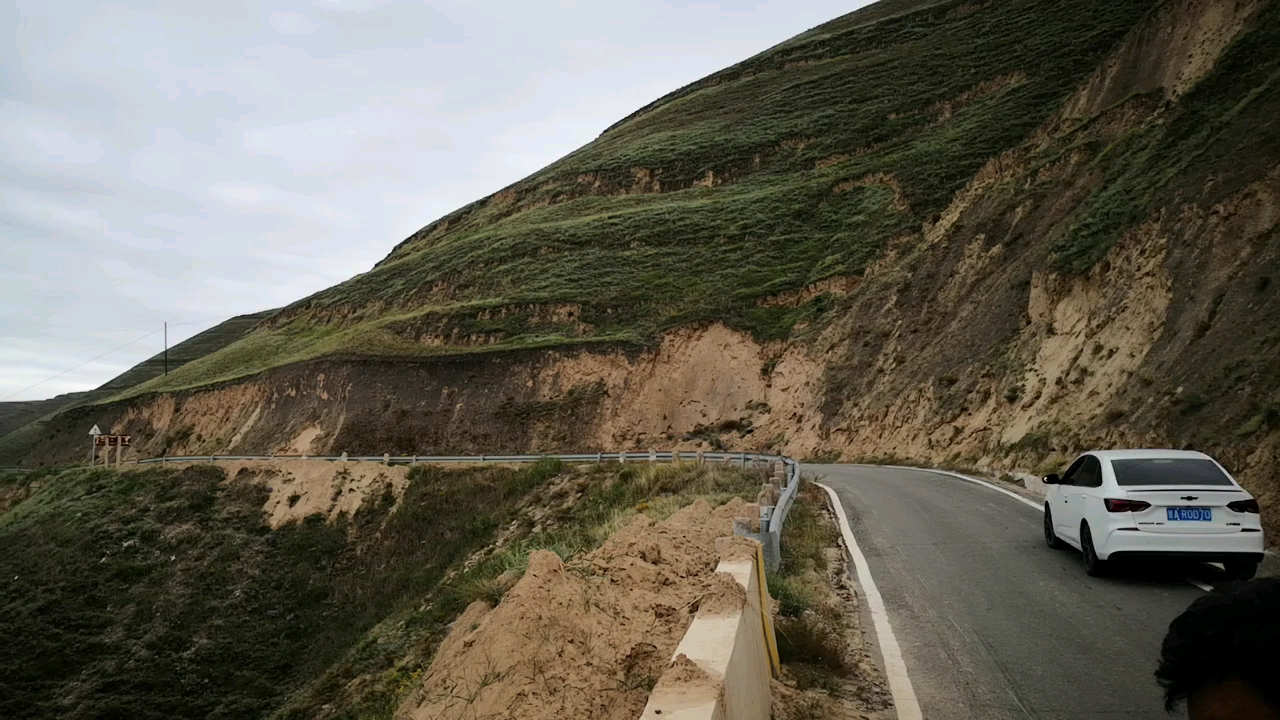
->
1168, 507, 1212, 522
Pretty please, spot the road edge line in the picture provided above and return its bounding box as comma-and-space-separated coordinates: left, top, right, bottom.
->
882, 465, 1043, 511
816, 481, 923, 720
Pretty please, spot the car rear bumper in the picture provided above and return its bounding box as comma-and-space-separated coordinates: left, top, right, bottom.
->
1099, 528, 1265, 561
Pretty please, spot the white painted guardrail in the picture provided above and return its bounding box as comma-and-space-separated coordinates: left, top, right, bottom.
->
137, 450, 801, 567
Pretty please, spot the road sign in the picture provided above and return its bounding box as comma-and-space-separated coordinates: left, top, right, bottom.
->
89, 424, 102, 436
94, 434, 131, 447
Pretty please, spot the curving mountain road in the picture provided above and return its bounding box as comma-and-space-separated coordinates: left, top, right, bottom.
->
807, 464, 1215, 720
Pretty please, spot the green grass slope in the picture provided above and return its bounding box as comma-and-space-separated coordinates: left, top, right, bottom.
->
0, 393, 89, 439
117, 0, 1160, 398
94, 311, 277, 395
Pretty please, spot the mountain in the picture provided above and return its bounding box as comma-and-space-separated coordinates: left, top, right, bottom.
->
0, 393, 89, 440
9, 0, 1280, 533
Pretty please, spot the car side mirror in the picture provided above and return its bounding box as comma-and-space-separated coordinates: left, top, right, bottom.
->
1042, 473, 1061, 485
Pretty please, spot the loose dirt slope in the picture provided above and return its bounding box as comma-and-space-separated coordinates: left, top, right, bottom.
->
397, 499, 755, 720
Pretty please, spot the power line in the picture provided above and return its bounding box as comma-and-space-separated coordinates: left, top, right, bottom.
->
2, 328, 161, 402
3, 312, 260, 402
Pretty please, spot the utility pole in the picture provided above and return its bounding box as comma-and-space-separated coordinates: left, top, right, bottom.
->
164, 322, 168, 376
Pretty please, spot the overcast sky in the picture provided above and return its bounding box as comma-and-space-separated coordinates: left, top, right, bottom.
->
2, 0, 871, 402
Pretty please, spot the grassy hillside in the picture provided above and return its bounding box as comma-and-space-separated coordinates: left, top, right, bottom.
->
94, 311, 277, 395
0, 393, 88, 439
114, 0, 1159, 398
0, 461, 762, 719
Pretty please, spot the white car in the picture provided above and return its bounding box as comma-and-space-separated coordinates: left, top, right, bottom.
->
1042, 449, 1265, 579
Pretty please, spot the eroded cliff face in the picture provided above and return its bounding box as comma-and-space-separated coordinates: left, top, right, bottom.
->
813, 0, 1280, 525
34, 324, 822, 463
17, 0, 1280, 532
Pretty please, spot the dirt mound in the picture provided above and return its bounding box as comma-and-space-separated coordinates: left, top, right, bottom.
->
187, 459, 410, 529
396, 497, 757, 720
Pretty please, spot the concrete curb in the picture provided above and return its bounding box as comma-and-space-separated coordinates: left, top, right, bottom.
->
640, 547, 773, 720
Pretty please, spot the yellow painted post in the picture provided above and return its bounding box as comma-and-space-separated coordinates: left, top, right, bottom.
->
755, 542, 782, 677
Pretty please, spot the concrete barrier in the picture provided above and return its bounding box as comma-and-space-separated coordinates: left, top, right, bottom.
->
640, 538, 777, 720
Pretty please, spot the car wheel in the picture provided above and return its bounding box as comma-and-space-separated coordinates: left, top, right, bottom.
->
1224, 560, 1259, 581
1044, 505, 1064, 549
1081, 524, 1107, 577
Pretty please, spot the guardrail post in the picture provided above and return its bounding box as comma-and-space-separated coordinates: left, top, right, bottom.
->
411, 455, 417, 465
760, 504, 774, 531
672, 450, 681, 463
383, 453, 390, 465
340, 452, 348, 463
648, 448, 656, 463
696, 451, 703, 466
596, 452, 602, 463
619, 452, 625, 464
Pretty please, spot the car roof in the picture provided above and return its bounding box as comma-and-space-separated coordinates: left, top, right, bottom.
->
1084, 449, 1215, 462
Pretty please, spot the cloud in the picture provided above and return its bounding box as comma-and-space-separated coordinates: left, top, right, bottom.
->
269, 12, 321, 35
22, 125, 104, 163
311, 0, 397, 12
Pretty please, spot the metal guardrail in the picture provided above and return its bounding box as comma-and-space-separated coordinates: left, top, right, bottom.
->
769, 459, 800, 535
136, 450, 801, 568
138, 451, 790, 465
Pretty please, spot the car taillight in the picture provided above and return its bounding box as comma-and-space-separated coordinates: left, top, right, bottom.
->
1104, 498, 1152, 513
1227, 499, 1260, 514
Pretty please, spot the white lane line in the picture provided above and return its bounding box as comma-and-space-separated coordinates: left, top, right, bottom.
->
817, 481, 924, 720
871, 465, 1214, 593
878, 465, 1043, 511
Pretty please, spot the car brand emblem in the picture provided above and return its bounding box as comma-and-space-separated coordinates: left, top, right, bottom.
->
1180, 495, 1199, 501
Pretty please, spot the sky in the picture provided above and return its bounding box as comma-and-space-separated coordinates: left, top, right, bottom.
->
2, 0, 872, 402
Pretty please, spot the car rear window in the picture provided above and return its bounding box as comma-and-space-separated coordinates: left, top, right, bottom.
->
1110, 458, 1234, 486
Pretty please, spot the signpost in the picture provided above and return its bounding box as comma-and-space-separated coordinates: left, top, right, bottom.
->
88, 425, 101, 467
90, 429, 131, 468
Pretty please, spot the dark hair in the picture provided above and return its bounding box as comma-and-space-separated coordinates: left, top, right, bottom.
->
1156, 577, 1280, 712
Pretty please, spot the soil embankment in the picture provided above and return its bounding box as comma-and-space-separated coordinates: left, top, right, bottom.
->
396, 498, 758, 720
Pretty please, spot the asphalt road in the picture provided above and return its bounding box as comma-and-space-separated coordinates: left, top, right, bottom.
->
807, 464, 1209, 720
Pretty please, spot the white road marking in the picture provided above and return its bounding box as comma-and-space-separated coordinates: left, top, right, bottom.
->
817, 481, 924, 720
877, 465, 1042, 511
867, 465, 1214, 594
1184, 577, 1214, 592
